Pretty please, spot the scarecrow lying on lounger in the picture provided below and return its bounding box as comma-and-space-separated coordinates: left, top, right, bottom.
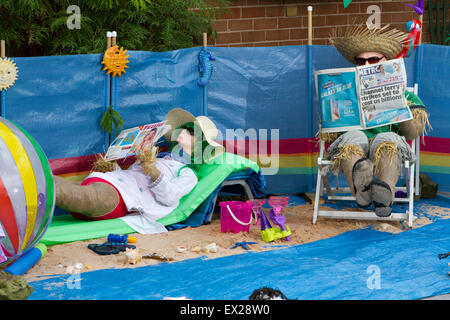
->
54, 108, 225, 233
324, 23, 431, 217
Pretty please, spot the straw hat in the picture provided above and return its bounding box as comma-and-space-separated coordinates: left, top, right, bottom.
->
330, 23, 408, 64
165, 108, 224, 159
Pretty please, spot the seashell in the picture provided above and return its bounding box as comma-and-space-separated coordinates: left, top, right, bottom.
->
176, 246, 186, 253
204, 243, 219, 253
201, 247, 209, 254
191, 246, 201, 253
209, 247, 218, 253
74, 262, 84, 270
124, 248, 142, 264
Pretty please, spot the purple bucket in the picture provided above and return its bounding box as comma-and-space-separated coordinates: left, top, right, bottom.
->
219, 201, 253, 233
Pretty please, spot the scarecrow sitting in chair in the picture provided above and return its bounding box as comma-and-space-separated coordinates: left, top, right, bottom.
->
323, 23, 431, 217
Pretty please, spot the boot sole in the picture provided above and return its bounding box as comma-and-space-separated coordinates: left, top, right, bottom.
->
371, 179, 393, 217
352, 157, 373, 208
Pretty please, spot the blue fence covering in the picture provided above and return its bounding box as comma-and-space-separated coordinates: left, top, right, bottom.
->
1, 44, 449, 193
415, 45, 450, 191
207, 46, 309, 140
114, 49, 204, 139
207, 46, 310, 193
418, 45, 450, 138
3, 54, 108, 160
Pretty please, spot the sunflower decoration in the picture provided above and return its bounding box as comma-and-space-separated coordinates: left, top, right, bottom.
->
0, 57, 18, 90
101, 45, 129, 77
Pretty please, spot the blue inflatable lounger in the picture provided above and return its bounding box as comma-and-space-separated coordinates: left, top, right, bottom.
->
40, 152, 261, 245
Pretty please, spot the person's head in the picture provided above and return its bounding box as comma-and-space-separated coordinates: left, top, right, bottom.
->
175, 124, 195, 155
165, 108, 224, 163
354, 51, 386, 66
329, 23, 407, 65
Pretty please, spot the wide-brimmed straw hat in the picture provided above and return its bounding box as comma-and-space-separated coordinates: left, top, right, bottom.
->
329, 23, 408, 64
165, 108, 224, 160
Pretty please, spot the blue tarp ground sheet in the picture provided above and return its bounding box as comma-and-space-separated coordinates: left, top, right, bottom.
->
29, 196, 450, 300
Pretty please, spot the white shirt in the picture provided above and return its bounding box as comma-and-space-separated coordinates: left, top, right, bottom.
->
85, 157, 198, 234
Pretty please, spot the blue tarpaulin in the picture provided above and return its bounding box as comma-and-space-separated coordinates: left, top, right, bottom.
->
28, 196, 450, 300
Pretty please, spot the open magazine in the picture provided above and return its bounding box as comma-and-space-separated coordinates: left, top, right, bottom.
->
315, 58, 412, 133
105, 120, 171, 161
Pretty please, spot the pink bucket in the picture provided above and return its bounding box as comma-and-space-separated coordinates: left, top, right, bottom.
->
219, 201, 253, 233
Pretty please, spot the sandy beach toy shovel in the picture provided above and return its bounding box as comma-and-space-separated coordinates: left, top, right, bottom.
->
260, 196, 292, 242
268, 196, 291, 241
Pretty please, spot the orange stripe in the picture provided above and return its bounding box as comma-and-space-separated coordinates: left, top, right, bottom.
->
420, 151, 450, 157
58, 171, 91, 178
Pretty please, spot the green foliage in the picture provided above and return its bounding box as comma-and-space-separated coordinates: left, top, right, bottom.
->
0, 0, 230, 57
100, 105, 124, 136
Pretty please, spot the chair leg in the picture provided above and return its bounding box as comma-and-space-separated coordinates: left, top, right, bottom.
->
313, 172, 322, 224
210, 180, 255, 224
241, 181, 254, 201
408, 163, 415, 228
208, 194, 219, 223
415, 137, 420, 196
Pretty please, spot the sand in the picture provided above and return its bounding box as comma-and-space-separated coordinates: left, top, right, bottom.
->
21, 198, 450, 283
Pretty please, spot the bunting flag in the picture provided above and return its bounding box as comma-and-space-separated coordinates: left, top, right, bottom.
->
406, 0, 424, 15
343, 0, 353, 8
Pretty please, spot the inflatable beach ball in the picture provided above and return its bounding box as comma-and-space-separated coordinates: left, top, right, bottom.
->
0, 117, 55, 264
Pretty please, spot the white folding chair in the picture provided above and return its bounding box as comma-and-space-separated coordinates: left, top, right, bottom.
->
312, 84, 420, 228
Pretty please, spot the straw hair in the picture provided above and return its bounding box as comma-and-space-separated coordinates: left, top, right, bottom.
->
373, 142, 398, 175
316, 122, 341, 144
330, 22, 408, 64
319, 130, 340, 144
411, 108, 432, 139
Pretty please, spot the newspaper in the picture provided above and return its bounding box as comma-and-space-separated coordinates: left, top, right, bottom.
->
105, 120, 170, 161
315, 58, 412, 133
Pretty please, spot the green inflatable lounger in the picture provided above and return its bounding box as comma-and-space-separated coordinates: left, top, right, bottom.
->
41, 152, 259, 246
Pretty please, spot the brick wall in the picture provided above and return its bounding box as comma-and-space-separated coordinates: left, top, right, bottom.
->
212, 0, 431, 47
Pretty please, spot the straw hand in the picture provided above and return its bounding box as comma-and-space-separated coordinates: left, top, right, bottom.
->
93, 154, 116, 173
137, 146, 161, 181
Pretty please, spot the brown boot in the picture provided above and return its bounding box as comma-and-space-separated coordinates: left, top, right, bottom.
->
352, 157, 374, 208
371, 144, 399, 217
336, 146, 372, 208
54, 176, 120, 218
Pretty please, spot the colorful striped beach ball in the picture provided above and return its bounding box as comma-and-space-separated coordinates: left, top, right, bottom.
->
0, 117, 55, 264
